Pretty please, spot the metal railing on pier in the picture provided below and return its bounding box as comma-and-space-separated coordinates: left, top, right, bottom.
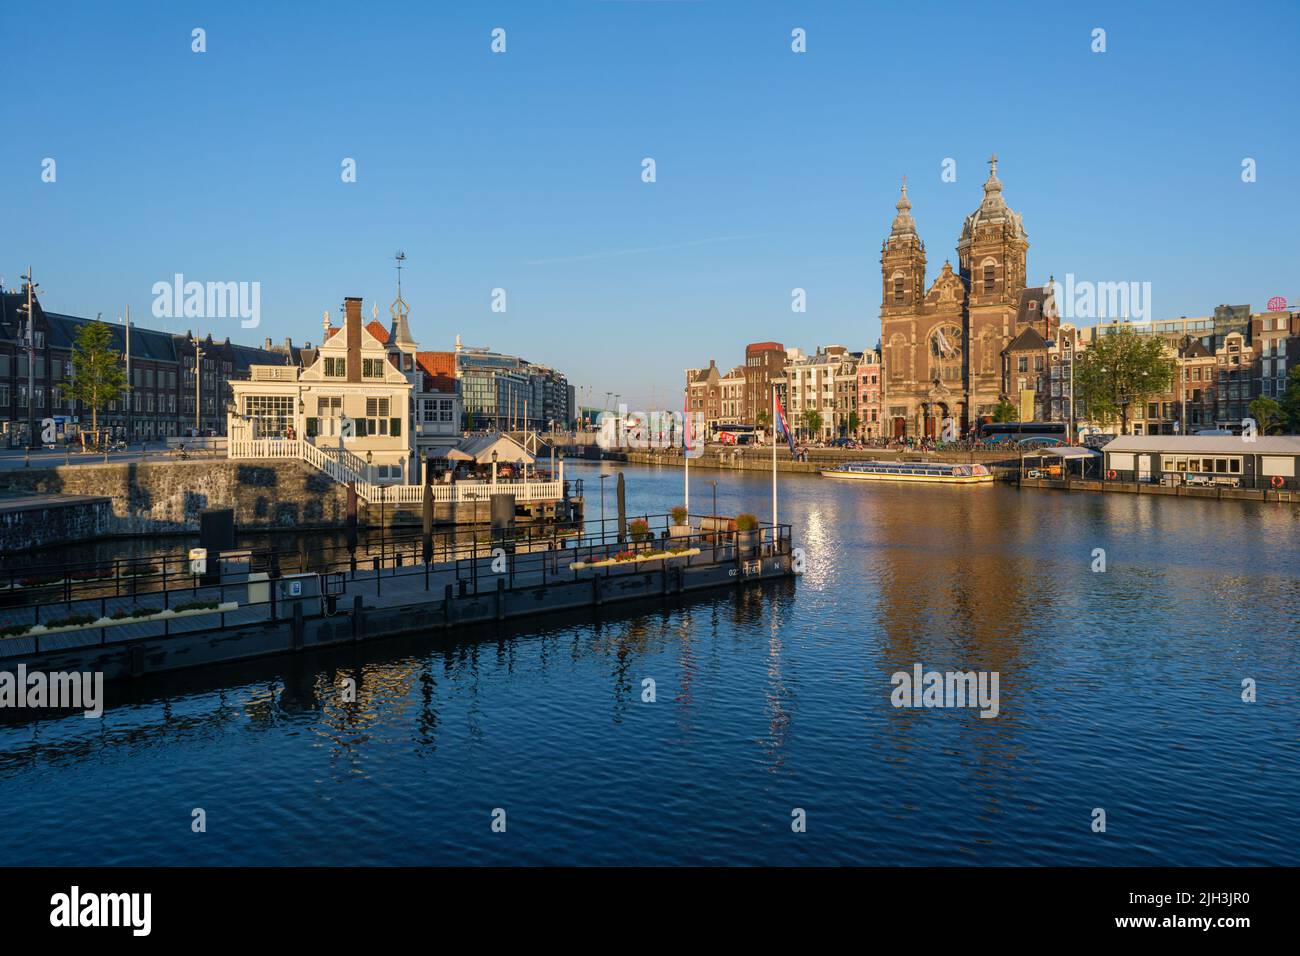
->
0, 513, 793, 657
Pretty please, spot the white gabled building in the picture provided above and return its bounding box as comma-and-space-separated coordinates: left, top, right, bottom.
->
229, 295, 414, 483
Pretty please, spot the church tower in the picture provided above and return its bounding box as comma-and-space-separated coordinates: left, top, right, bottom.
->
880, 179, 926, 317
956, 155, 1029, 422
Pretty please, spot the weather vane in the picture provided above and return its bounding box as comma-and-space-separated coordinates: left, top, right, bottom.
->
391, 250, 409, 319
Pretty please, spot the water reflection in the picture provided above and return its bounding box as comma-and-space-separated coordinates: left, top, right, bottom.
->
0, 460, 1297, 865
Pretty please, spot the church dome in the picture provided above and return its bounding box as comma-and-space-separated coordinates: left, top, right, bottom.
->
959, 155, 1025, 245
890, 179, 917, 238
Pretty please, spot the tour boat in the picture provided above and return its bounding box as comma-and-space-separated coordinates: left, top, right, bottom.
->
820, 461, 995, 484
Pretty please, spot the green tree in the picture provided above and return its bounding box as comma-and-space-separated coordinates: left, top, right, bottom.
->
755, 408, 771, 431
1072, 327, 1174, 433
846, 410, 860, 436
1247, 396, 1284, 435
991, 399, 1018, 423
802, 408, 822, 437
1279, 365, 1300, 433
61, 319, 126, 439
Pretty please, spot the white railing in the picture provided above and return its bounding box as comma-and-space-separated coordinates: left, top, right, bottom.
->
364, 479, 563, 505
228, 438, 563, 505
316, 443, 370, 476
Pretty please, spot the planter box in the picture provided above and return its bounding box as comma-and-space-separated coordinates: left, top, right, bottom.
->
569, 548, 701, 571
668, 525, 692, 540
4, 601, 240, 640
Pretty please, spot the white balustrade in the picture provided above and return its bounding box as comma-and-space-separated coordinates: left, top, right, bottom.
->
228, 438, 562, 505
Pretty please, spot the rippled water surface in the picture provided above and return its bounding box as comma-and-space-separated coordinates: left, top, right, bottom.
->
2, 460, 1298, 865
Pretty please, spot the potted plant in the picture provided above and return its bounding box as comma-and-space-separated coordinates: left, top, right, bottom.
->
735, 512, 759, 557
669, 505, 690, 540
628, 517, 651, 550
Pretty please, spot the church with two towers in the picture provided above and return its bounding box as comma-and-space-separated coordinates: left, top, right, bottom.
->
879, 157, 1058, 439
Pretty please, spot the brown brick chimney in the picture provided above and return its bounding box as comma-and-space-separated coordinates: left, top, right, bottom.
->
344, 297, 363, 383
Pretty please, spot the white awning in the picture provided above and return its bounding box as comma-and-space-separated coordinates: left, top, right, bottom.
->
427, 446, 474, 461
1035, 447, 1101, 460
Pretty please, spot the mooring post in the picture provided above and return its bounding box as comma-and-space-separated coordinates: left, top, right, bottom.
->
496, 577, 505, 621
444, 583, 453, 625
351, 594, 362, 641
292, 601, 304, 650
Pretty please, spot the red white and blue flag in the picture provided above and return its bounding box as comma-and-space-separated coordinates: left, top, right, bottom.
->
774, 388, 796, 455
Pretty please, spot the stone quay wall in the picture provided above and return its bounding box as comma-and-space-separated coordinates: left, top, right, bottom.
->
0, 460, 351, 536
0, 496, 116, 552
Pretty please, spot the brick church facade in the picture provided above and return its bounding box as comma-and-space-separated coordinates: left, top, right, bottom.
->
880, 157, 1056, 439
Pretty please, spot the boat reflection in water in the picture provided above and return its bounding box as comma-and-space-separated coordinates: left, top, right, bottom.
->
820, 460, 995, 484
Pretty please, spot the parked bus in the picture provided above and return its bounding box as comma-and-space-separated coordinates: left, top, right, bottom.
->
979, 421, 1068, 445
713, 423, 757, 445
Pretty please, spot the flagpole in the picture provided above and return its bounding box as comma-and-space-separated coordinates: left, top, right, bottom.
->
771, 384, 777, 532
683, 402, 690, 515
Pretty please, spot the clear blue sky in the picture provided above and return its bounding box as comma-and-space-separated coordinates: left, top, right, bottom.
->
4, 0, 1297, 410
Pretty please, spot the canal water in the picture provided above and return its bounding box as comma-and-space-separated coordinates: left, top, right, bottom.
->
1, 459, 1297, 865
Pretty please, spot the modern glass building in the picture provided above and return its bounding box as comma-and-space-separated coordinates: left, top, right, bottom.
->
455, 348, 573, 431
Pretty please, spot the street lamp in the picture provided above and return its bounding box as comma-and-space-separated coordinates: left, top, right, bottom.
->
17, 268, 41, 451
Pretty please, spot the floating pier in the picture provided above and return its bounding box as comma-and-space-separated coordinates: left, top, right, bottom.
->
0, 514, 797, 682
